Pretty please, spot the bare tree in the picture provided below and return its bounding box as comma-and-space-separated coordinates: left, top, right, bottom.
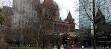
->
79, 0, 111, 49
32, 0, 59, 49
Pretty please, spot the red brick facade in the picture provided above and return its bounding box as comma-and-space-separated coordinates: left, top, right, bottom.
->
53, 20, 75, 33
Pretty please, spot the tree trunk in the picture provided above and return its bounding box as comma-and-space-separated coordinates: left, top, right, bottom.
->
93, 0, 96, 49
37, 32, 40, 49
37, 40, 39, 49
36, 30, 40, 49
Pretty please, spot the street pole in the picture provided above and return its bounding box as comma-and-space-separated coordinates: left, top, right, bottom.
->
93, 0, 96, 49
67, 38, 70, 49
67, 34, 70, 49
57, 33, 60, 49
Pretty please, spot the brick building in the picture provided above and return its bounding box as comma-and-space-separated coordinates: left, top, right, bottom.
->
53, 12, 75, 33
42, 0, 78, 46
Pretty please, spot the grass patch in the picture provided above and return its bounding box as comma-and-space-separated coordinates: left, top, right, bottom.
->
4, 46, 53, 49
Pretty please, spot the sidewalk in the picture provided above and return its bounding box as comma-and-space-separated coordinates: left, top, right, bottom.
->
70, 47, 111, 49
84, 47, 111, 49
65, 47, 81, 49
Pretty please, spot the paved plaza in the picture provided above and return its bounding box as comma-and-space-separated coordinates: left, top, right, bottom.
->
62, 47, 111, 49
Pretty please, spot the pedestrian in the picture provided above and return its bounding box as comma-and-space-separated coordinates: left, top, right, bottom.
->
82, 46, 84, 49
60, 45, 64, 49
106, 46, 109, 49
53, 45, 57, 49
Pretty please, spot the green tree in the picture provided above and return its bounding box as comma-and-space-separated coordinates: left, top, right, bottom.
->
0, 13, 5, 28
0, 13, 5, 49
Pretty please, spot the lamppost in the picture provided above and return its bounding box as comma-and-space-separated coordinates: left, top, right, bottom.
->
67, 37, 70, 49
67, 34, 70, 49
0, 4, 3, 12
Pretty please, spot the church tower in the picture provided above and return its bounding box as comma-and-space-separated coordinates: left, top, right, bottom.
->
95, 9, 105, 32
65, 11, 74, 23
65, 11, 75, 32
43, 0, 59, 21
95, 9, 105, 25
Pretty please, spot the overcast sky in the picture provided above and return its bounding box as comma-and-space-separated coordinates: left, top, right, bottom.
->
0, 0, 79, 29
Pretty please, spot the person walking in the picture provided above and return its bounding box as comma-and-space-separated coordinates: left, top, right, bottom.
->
60, 45, 64, 49
53, 45, 57, 49
82, 46, 84, 49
